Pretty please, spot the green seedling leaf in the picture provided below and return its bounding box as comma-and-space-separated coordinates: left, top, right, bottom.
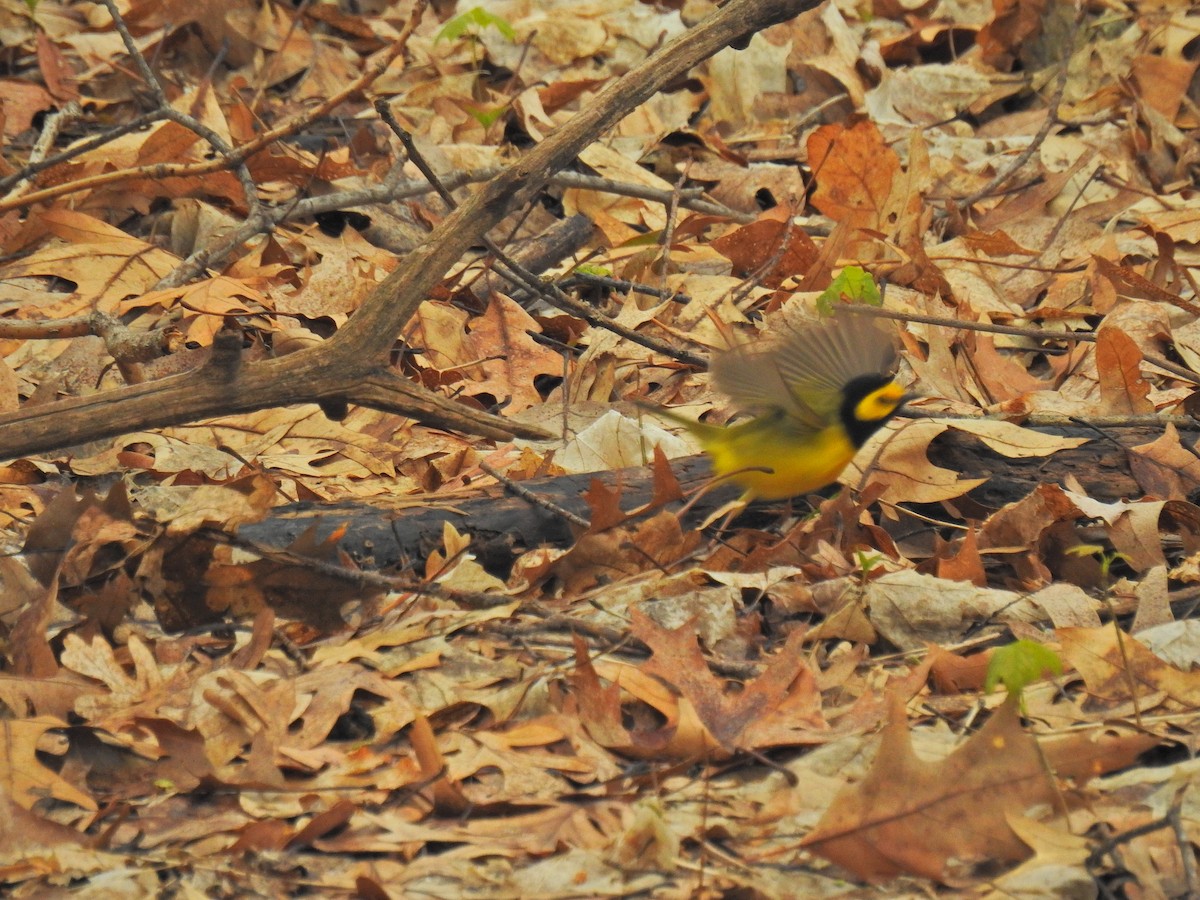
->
854, 550, 884, 582
619, 230, 667, 248
466, 105, 505, 127
816, 265, 882, 315
1067, 544, 1128, 582
984, 640, 1063, 698
573, 264, 612, 277
436, 6, 516, 43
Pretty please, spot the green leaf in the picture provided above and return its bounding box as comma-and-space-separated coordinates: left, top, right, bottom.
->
436, 6, 516, 43
854, 550, 883, 580
1066, 544, 1127, 581
984, 640, 1063, 698
619, 230, 666, 248
466, 104, 505, 127
815, 265, 882, 315
573, 263, 612, 277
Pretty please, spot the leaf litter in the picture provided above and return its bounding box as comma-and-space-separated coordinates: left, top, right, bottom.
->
0, 0, 1199, 896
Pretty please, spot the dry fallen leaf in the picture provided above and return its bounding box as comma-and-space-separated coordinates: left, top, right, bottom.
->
0, 718, 97, 811
0, 0, 1197, 894
861, 420, 988, 504
1058, 625, 1200, 709
802, 693, 1057, 882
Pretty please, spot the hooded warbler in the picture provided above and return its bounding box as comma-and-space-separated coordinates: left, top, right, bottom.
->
651, 313, 909, 501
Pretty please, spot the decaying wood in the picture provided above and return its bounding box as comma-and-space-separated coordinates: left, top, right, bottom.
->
0, 0, 820, 462
238, 425, 1191, 574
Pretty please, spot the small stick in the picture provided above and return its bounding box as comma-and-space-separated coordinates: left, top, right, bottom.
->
478, 461, 591, 529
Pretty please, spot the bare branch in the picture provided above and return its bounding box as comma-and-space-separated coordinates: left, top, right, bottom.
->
0, 0, 818, 459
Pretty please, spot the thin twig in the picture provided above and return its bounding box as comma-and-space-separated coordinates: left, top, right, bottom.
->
1085, 810, 1180, 870
101, 0, 269, 290
846, 305, 1095, 342
0, 109, 163, 197
375, 101, 710, 369
846, 305, 1200, 384
0, 1, 432, 219
552, 170, 750, 221
658, 164, 689, 299
102, 0, 168, 107
911, 409, 1200, 430
956, 62, 1069, 211
1, 101, 81, 203
557, 272, 691, 304
478, 462, 591, 529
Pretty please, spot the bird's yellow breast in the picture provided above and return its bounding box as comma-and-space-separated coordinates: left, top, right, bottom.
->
697, 415, 859, 501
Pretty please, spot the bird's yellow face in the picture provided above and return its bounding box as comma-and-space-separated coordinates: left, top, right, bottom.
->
853, 381, 907, 424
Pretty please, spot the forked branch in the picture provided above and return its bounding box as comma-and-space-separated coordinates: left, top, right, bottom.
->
0, 0, 819, 460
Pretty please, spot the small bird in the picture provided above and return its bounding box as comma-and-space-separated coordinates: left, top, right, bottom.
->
650, 313, 910, 501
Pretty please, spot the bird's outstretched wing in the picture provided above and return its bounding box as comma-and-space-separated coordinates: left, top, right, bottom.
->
709, 312, 899, 430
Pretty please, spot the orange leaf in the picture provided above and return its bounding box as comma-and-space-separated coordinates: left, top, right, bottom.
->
465, 295, 565, 413
806, 119, 899, 234
581, 477, 627, 532
1093, 255, 1200, 315
927, 644, 992, 693
2, 209, 178, 314
1095, 326, 1153, 415
709, 213, 819, 288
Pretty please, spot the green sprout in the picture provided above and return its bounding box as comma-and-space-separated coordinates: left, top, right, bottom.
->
573, 263, 613, 278
435, 7, 516, 44
854, 549, 885, 584
816, 265, 882, 315
1066, 543, 1128, 587
984, 639, 1063, 700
